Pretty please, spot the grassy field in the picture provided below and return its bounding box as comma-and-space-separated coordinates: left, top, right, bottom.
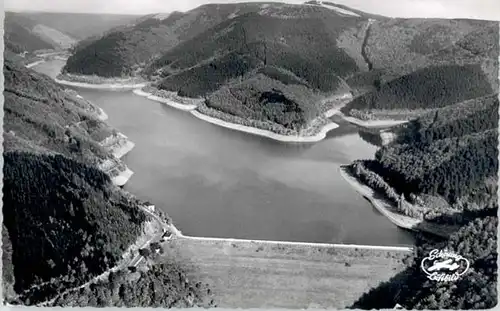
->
158, 237, 411, 309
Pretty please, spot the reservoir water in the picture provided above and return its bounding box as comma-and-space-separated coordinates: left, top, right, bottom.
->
34, 60, 415, 246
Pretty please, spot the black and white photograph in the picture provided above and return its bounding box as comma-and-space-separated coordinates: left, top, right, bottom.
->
1, 0, 499, 309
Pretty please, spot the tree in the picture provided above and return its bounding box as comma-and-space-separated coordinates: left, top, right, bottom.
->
139, 248, 151, 258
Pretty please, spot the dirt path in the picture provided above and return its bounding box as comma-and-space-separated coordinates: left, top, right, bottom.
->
339, 166, 457, 238
35, 205, 165, 306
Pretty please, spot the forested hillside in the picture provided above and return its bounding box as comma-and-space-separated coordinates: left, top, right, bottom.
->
50, 264, 214, 307
147, 5, 496, 130
18, 12, 140, 41
395, 94, 499, 145
2, 55, 212, 307
201, 73, 324, 131
147, 6, 362, 95
335, 8, 498, 307
5, 12, 77, 52
348, 92, 498, 218
343, 19, 498, 119
2, 53, 143, 304
373, 95, 498, 206
63, 3, 277, 77
3, 152, 146, 304
4, 13, 56, 53
63, 1, 497, 135
343, 64, 493, 112
347, 91, 498, 308
352, 215, 497, 309
131, 4, 365, 133
4, 56, 111, 165
4, 11, 139, 59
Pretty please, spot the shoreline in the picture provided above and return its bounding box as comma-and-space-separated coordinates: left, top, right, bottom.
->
191, 110, 340, 143
339, 166, 420, 231
133, 88, 348, 143
25, 60, 45, 68
151, 207, 413, 308
111, 138, 135, 159
35, 51, 66, 58
99, 132, 136, 186
339, 166, 452, 238
141, 203, 414, 252
112, 167, 134, 187
96, 107, 109, 121
132, 89, 197, 111
55, 77, 147, 90
339, 113, 408, 128
73, 93, 109, 121
324, 107, 341, 118
59, 70, 350, 143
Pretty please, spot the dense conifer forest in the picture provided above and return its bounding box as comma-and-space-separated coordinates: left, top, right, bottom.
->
51, 263, 215, 307
371, 95, 498, 205
346, 92, 498, 308
3, 57, 110, 164
4, 13, 55, 53
341, 65, 493, 114
3, 152, 146, 304
203, 74, 321, 130
2, 54, 212, 307
147, 9, 360, 94
62, 3, 497, 134
63, 3, 280, 77
352, 216, 497, 309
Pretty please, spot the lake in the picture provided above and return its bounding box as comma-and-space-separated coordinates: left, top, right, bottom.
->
34, 60, 415, 246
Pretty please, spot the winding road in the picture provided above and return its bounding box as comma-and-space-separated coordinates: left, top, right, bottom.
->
33, 196, 414, 307
35, 204, 168, 307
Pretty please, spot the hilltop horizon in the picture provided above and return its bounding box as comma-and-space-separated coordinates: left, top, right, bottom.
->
5, 9, 145, 16
5, 0, 500, 20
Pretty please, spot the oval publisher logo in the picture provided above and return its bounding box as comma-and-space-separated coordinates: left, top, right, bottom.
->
420, 249, 470, 282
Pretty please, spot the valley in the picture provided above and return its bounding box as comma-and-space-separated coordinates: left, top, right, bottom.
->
34, 59, 414, 246
3, 0, 499, 309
